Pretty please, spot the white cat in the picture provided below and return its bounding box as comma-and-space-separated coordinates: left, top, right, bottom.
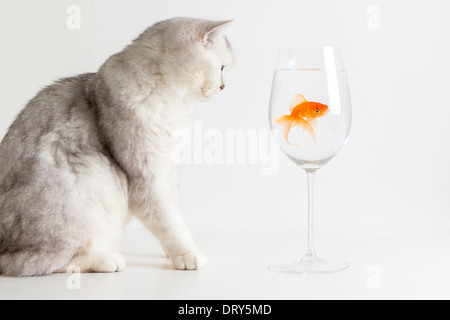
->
0, 17, 233, 276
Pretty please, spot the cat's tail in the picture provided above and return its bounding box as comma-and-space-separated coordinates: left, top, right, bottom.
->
0, 249, 74, 277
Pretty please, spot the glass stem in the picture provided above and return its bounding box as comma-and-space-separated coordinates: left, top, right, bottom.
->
306, 170, 316, 257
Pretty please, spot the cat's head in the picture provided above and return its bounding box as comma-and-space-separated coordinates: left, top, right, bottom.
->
137, 18, 234, 102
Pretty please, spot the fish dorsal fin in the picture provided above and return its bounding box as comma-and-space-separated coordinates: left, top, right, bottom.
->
289, 94, 307, 112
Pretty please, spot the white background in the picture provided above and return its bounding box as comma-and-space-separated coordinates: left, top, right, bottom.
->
1, 0, 449, 299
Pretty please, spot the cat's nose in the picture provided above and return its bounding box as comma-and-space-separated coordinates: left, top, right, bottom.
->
220, 84, 225, 91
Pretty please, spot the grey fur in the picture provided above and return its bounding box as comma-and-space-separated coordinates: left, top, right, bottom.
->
0, 17, 233, 276
0, 74, 124, 276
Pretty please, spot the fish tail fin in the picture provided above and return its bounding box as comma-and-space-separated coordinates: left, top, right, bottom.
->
272, 115, 297, 145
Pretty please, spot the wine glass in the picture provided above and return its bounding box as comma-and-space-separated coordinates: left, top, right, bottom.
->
269, 46, 352, 274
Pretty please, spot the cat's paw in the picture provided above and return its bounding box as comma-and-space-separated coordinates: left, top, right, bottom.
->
173, 251, 207, 270
89, 253, 126, 273
58, 252, 126, 273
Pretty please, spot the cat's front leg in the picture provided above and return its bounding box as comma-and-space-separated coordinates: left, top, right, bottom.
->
133, 169, 206, 270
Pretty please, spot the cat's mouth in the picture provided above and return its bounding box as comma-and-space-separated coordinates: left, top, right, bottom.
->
201, 86, 221, 100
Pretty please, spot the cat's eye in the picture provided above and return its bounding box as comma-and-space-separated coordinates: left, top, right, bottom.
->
221, 66, 225, 71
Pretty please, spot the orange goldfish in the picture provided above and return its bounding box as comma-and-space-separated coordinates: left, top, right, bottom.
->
273, 94, 329, 145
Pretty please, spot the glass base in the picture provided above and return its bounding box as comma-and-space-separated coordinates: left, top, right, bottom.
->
271, 254, 349, 274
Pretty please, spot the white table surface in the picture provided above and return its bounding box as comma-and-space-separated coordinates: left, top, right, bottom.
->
0, 227, 449, 300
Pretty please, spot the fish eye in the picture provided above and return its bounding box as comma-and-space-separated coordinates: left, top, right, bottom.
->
316, 110, 320, 114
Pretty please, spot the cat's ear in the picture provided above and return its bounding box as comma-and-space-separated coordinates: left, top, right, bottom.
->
201, 20, 233, 47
